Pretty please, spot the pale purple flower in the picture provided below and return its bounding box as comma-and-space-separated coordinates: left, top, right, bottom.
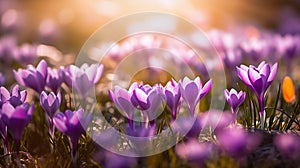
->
172, 115, 202, 139
53, 108, 92, 160
179, 77, 212, 115
164, 79, 181, 119
13, 59, 48, 93
224, 89, 246, 123
109, 86, 135, 127
236, 61, 278, 129
63, 64, 104, 98
1, 102, 34, 153
46, 67, 64, 92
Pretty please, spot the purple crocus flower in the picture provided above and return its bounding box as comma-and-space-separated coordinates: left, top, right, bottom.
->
0, 72, 5, 86
130, 83, 165, 123
63, 64, 103, 99
46, 67, 64, 92
224, 89, 246, 123
200, 110, 233, 132
53, 108, 92, 160
13, 59, 48, 93
236, 61, 278, 129
0, 36, 17, 63
0, 85, 27, 108
179, 77, 212, 115
109, 86, 135, 127
164, 79, 181, 120
1, 102, 34, 153
40, 91, 61, 136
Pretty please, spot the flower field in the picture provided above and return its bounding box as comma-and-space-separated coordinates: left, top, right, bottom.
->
0, 1, 300, 168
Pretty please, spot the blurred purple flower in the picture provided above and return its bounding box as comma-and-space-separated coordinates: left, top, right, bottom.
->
216, 127, 261, 158
14, 44, 38, 64
1, 102, 33, 153
0, 36, 17, 63
63, 64, 103, 98
0, 85, 27, 108
109, 86, 135, 127
0, 72, 5, 86
176, 139, 213, 166
53, 108, 92, 160
236, 61, 278, 129
224, 89, 246, 123
40, 91, 61, 136
200, 110, 233, 132
13, 59, 48, 93
179, 77, 212, 115
172, 115, 202, 139
46, 67, 64, 92
274, 134, 300, 160
241, 38, 269, 62
164, 79, 181, 120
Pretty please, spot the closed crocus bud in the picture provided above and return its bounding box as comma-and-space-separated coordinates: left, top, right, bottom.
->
236, 61, 278, 129
282, 76, 296, 103
53, 108, 92, 161
13, 59, 48, 93
164, 79, 181, 120
224, 89, 246, 123
46, 67, 64, 92
179, 77, 212, 115
1, 102, 34, 153
40, 91, 61, 136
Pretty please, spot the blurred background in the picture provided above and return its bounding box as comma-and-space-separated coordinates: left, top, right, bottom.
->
1, 0, 300, 55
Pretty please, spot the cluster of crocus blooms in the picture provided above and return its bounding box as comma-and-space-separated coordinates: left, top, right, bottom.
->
109, 76, 212, 128
236, 61, 278, 129
0, 85, 33, 154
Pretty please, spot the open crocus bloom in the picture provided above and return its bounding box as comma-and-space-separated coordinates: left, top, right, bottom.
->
236, 61, 278, 98
0, 85, 27, 108
13, 59, 48, 93
236, 61, 278, 129
224, 89, 246, 113
179, 77, 212, 115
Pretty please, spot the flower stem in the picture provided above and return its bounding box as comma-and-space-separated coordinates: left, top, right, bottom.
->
259, 96, 265, 129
